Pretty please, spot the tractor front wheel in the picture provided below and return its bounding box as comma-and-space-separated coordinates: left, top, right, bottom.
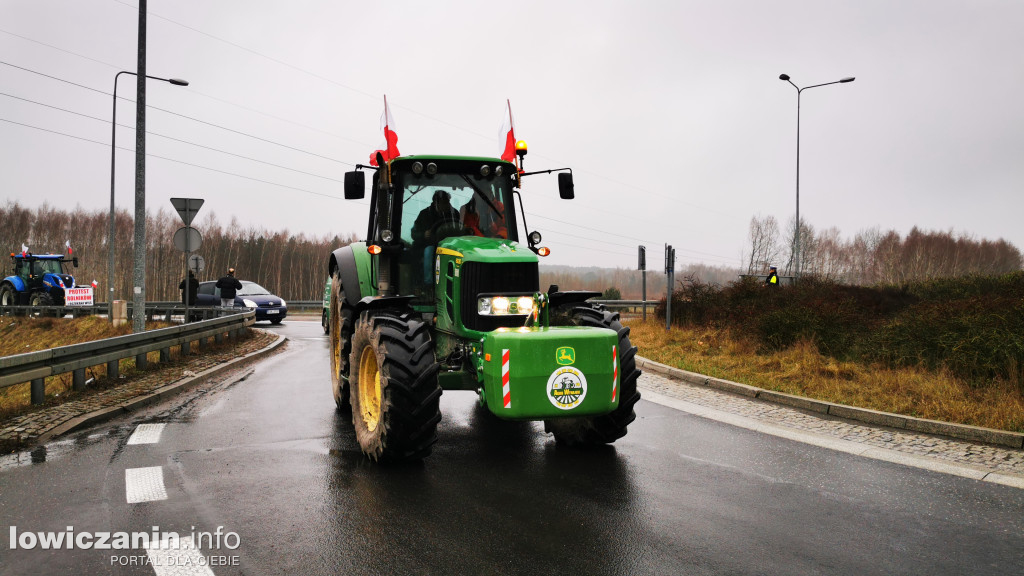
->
30, 292, 54, 307
544, 303, 642, 446
347, 310, 442, 462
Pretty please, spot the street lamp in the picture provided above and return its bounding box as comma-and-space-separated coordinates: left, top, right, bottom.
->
779, 73, 854, 278
108, 71, 187, 310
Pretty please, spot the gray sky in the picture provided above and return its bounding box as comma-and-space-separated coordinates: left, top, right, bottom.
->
2, 0, 1023, 271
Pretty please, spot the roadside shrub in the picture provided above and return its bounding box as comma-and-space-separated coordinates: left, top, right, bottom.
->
653, 271, 1024, 386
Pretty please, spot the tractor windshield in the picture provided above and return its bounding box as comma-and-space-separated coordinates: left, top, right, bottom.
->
392, 164, 517, 301
31, 260, 65, 276
398, 172, 512, 246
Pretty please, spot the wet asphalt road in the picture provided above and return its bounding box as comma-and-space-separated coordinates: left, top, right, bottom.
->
1, 320, 1023, 576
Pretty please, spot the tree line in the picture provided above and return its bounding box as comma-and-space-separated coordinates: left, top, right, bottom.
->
744, 215, 1022, 284
0, 202, 356, 302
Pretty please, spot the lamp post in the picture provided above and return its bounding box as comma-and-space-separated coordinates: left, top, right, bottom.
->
778, 73, 854, 278
108, 71, 187, 311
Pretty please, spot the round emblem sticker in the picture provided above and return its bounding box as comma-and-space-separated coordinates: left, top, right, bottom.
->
546, 366, 588, 410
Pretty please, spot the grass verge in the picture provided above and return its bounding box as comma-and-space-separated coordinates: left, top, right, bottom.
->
627, 319, 1024, 433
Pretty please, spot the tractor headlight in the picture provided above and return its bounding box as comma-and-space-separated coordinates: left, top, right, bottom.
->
243, 299, 258, 309
477, 295, 535, 316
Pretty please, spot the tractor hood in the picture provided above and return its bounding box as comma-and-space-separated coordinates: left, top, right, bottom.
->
437, 236, 538, 265
42, 272, 75, 290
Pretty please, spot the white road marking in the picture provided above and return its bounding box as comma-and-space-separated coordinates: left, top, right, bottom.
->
125, 466, 169, 503
127, 423, 166, 445
145, 535, 216, 576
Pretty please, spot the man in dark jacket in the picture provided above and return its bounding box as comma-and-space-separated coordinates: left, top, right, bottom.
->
179, 270, 199, 304
216, 268, 243, 307
765, 265, 779, 287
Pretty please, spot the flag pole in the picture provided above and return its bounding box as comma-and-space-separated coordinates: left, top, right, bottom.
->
384, 95, 393, 185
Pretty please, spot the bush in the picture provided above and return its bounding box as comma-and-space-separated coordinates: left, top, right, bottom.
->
659, 272, 1024, 386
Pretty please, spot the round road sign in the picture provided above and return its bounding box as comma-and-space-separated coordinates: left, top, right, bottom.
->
173, 226, 202, 252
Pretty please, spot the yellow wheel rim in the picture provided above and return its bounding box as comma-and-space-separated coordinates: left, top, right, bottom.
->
358, 346, 382, 432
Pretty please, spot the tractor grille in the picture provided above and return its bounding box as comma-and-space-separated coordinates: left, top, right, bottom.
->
460, 261, 539, 332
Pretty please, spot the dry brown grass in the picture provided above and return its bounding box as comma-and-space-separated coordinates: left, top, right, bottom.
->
627, 319, 1024, 433
0, 316, 173, 415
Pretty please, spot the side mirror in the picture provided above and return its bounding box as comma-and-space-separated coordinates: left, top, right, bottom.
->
72, 257, 79, 268
558, 173, 574, 200
344, 171, 365, 200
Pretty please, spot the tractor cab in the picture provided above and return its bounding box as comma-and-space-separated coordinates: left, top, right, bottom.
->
347, 156, 526, 305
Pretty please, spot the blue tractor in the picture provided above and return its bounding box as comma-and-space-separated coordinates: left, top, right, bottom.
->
0, 252, 80, 307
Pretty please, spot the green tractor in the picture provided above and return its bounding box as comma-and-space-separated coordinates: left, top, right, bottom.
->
328, 146, 640, 461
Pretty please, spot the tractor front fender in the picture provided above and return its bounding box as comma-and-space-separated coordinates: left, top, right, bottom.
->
329, 243, 375, 307
548, 289, 602, 309
2, 276, 26, 292
356, 295, 415, 313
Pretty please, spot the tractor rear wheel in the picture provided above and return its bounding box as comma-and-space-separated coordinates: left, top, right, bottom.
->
329, 273, 355, 413
0, 284, 16, 307
347, 309, 442, 462
544, 303, 642, 446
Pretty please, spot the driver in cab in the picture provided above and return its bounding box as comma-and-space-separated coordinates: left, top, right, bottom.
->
411, 189, 461, 283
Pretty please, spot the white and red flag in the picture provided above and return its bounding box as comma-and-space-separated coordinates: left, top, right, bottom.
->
499, 99, 516, 162
369, 95, 400, 166
91, 280, 98, 288
21, 244, 28, 256
65, 240, 72, 255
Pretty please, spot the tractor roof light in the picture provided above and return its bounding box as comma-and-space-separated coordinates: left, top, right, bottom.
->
480, 165, 491, 177
367, 245, 383, 255
537, 247, 551, 257
515, 140, 528, 157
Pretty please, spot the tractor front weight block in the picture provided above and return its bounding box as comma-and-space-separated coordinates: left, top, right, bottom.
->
479, 326, 619, 420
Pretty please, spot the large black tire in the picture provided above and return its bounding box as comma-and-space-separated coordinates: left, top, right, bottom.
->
30, 292, 54, 307
329, 272, 355, 413
544, 303, 642, 446
348, 309, 442, 462
0, 283, 16, 307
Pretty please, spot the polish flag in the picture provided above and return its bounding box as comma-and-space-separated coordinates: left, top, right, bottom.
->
91, 280, 98, 288
369, 95, 400, 166
499, 99, 516, 162
21, 244, 28, 257
65, 240, 72, 255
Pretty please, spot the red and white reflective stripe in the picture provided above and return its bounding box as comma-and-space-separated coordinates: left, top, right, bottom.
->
502, 348, 511, 408
611, 345, 618, 401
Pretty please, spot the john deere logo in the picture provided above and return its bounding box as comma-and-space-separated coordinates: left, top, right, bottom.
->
556, 347, 575, 365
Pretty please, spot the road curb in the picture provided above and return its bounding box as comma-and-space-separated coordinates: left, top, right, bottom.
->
33, 334, 287, 445
636, 356, 1024, 450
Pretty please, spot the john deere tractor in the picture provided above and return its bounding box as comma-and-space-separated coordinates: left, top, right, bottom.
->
0, 252, 80, 307
328, 145, 641, 461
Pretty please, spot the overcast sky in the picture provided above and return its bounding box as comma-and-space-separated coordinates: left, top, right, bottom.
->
2, 0, 1023, 271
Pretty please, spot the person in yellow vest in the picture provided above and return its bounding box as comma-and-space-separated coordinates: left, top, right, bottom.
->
765, 265, 779, 287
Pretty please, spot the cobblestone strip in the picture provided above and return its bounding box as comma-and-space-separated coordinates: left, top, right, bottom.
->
638, 366, 1024, 478
0, 329, 280, 448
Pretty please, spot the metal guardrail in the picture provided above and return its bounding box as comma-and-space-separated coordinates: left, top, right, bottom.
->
0, 302, 229, 321
0, 310, 255, 404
